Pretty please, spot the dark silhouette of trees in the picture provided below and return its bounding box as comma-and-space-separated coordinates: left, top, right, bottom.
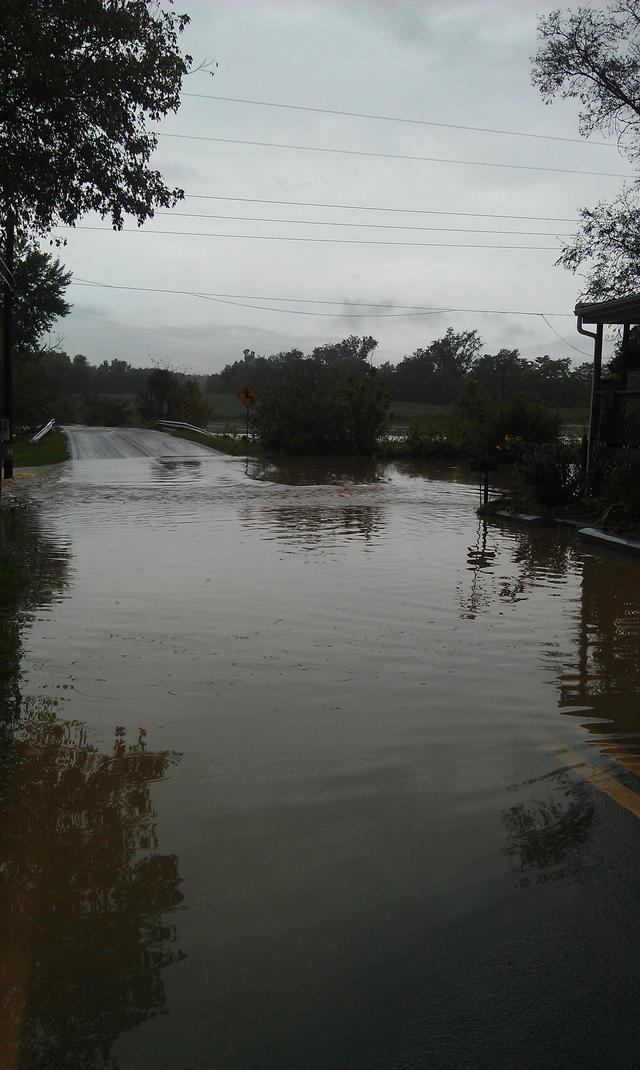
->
0, 0, 199, 236
532, 2, 640, 298
0, 712, 184, 1069
0, 475, 184, 1070
0, 238, 72, 352
138, 367, 211, 424
0, 504, 70, 720
254, 363, 389, 455
389, 329, 483, 403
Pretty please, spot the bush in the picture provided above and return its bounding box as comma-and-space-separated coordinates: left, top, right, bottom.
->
452, 380, 561, 457
516, 441, 582, 507
254, 364, 389, 455
84, 395, 132, 426
406, 415, 459, 457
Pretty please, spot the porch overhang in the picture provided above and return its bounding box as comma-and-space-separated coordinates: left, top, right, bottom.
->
575, 293, 640, 326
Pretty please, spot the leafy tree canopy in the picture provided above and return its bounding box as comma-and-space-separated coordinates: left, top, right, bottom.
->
254, 363, 389, 455
0, 0, 199, 236
388, 329, 482, 403
532, 2, 640, 298
3, 239, 72, 351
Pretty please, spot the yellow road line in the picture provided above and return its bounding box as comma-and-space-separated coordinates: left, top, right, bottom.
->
581, 762, 640, 819
523, 721, 640, 820
116, 430, 156, 457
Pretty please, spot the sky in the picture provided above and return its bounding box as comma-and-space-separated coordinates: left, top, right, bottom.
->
53, 0, 626, 374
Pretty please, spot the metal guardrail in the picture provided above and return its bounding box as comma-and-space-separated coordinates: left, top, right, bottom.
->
30, 418, 56, 444
156, 419, 219, 438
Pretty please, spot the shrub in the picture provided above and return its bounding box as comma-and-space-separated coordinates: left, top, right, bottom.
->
516, 441, 582, 506
84, 395, 132, 426
254, 364, 389, 454
406, 415, 459, 457
452, 380, 561, 457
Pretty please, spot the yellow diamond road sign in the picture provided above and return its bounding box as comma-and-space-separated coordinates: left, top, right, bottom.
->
237, 386, 258, 408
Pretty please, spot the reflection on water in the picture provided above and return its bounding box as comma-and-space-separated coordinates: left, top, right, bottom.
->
246, 456, 392, 485
3, 454, 640, 1067
459, 520, 498, 619
558, 551, 640, 763
241, 503, 385, 551
503, 771, 594, 887
0, 701, 183, 1070
0, 505, 71, 721
150, 457, 204, 481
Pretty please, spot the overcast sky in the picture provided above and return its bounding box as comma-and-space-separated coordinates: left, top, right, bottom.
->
54, 0, 625, 374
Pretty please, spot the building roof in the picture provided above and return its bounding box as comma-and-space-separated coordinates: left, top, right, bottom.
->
575, 293, 640, 325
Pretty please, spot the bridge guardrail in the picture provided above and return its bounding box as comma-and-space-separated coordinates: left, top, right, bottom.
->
30, 418, 56, 444
156, 420, 219, 438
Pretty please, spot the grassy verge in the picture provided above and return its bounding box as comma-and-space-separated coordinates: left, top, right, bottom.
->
12, 431, 70, 467
170, 428, 261, 456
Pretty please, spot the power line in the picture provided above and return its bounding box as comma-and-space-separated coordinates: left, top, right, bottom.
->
0, 252, 14, 289
156, 210, 572, 237
182, 91, 614, 149
60, 225, 560, 251
70, 276, 575, 320
157, 132, 634, 179
540, 314, 591, 357
183, 194, 579, 224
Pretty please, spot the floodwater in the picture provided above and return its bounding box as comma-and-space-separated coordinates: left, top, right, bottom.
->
2, 450, 640, 1070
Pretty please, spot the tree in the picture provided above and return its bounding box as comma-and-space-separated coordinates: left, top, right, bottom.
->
311, 335, 378, 377
532, 2, 640, 298
0, 0, 202, 236
138, 367, 180, 421
1, 238, 71, 351
254, 364, 389, 455
389, 329, 482, 403
178, 377, 212, 426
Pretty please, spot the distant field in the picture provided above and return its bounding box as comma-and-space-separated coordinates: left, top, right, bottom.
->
205, 395, 588, 433
206, 394, 449, 429
387, 401, 450, 426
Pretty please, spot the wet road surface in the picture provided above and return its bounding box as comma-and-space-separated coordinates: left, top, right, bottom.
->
2, 451, 640, 1069
64, 424, 223, 460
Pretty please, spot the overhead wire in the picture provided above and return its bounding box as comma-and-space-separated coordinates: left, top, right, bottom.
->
155, 210, 572, 237
60, 225, 560, 251
0, 253, 14, 290
156, 132, 634, 179
70, 276, 576, 320
182, 194, 579, 223
181, 91, 614, 149
540, 314, 592, 356
70, 278, 589, 354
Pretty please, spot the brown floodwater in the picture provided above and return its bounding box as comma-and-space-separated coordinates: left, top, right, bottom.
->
2, 453, 640, 1070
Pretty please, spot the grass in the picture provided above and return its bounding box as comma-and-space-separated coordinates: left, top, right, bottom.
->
387, 401, 450, 425
169, 427, 261, 456
12, 431, 70, 467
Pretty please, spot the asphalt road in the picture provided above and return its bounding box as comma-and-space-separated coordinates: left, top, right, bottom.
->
63, 425, 224, 460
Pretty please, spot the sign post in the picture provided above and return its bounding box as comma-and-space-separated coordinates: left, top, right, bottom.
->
237, 386, 258, 439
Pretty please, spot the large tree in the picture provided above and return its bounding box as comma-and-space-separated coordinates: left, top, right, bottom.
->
532, 2, 640, 299
389, 328, 482, 403
0, 0, 200, 236
6, 240, 72, 351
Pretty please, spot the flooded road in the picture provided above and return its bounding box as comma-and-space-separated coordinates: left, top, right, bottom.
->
2, 445, 640, 1069
64, 424, 224, 459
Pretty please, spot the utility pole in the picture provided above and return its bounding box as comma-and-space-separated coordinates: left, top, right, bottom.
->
2, 212, 15, 479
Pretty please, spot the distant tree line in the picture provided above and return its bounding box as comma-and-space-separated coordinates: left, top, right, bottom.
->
11, 350, 210, 428
207, 330, 593, 411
